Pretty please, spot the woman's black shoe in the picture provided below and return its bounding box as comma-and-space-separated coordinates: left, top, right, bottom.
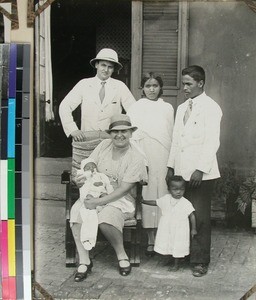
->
74, 260, 93, 282
118, 259, 131, 276
145, 244, 156, 257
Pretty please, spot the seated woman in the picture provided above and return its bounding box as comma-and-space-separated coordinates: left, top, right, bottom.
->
70, 114, 148, 282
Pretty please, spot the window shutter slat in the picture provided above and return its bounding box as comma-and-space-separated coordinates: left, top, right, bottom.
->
142, 1, 179, 87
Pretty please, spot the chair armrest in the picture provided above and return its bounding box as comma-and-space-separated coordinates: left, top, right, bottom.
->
61, 170, 71, 184
135, 182, 143, 221
135, 204, 142, 221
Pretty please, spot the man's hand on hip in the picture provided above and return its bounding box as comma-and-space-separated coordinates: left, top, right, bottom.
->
71, 130, 86, 142
189, 170, 203, 188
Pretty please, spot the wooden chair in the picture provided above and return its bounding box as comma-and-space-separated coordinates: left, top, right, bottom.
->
61, 140, 144, 267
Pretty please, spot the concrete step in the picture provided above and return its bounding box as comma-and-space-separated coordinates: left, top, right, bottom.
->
35, 157, 72, 175
35, 157, 72, 200
35, 199, 65, 225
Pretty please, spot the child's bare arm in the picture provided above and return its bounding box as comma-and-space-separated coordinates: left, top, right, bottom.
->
189, 212, 197, 238
141, 199, 157, 206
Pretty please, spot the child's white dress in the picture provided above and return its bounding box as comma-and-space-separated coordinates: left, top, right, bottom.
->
154, 194, 195, 258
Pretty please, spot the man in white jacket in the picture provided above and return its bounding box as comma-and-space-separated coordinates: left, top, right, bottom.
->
59, 48, 135, 142
166, 65, 222, 277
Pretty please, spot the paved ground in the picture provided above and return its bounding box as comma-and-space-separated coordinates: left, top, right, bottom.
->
33, 200, 256, 300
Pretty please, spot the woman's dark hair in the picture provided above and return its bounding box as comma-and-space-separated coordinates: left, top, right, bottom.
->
182, 65, 205, 84
141, 72, 163, 97
167, 175, 186, 190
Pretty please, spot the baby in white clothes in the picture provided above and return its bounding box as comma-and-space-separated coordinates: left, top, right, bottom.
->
78, 158, 114, 250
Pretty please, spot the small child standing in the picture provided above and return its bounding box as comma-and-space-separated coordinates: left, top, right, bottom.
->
142, 175, 197, 271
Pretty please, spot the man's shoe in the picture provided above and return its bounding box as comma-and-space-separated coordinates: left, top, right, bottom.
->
192, 264, 208, 277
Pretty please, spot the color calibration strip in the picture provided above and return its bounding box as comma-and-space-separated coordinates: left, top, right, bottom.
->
0, 44, 31, 300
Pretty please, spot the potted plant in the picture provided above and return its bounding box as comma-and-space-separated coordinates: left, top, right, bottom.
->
211, 162, 239, 225
235, 171, 256, 230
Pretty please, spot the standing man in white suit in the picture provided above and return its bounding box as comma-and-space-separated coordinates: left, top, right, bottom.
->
166, 65, 222, 277
59, 48, 136, 142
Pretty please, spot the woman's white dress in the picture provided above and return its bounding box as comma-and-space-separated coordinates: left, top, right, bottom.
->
128, 98, 174, 227
154, 194, 195, 257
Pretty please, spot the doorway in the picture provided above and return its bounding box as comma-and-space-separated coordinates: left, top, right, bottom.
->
42, 0, 132, 157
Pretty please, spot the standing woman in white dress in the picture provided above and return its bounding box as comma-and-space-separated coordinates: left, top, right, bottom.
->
127, 72, 174, 256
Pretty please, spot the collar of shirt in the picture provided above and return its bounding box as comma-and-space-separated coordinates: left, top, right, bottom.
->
189, 91, 206, 107
95, 75, 111, 87
170, 197, 180, 206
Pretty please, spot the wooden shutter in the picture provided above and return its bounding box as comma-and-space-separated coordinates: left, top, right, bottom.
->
131, 1, 188, 105
142, 1, 179, 88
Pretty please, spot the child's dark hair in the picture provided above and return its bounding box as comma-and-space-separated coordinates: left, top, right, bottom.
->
141, 72, 163, 97
182, 65, 205, 84
167, 175, 186, 189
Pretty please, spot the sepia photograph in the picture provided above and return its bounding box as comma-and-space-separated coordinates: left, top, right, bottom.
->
26, 0, 256, 299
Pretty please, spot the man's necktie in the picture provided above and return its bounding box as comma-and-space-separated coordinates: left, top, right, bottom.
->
99, 81, 106, 103
183, 99, 193, 125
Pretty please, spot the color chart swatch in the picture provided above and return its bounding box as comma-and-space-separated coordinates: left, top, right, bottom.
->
0, 44, 31, 300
